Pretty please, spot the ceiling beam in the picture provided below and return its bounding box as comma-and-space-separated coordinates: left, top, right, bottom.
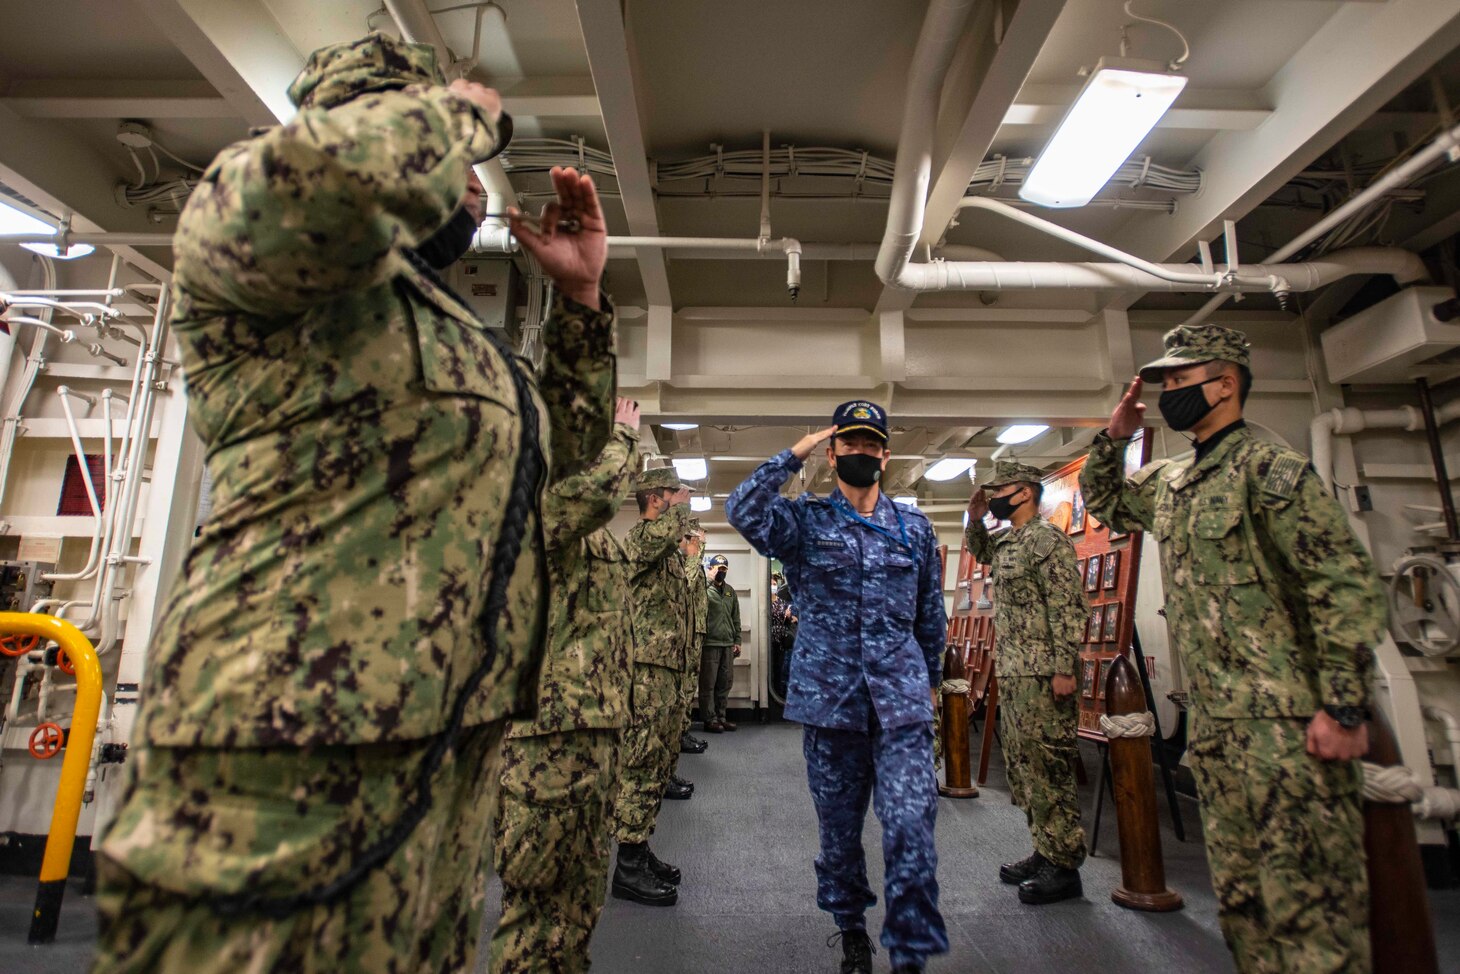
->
1106, 0, 1460, 264
1, 80, 233, 119
870, 0, 1068, 320
137, 0, 302, 127
1004, 85, 1272, 132
575, 0, 672, 309
496, 77, 601, 118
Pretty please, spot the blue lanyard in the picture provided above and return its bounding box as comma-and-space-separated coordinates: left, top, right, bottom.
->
831, 496, 920, 564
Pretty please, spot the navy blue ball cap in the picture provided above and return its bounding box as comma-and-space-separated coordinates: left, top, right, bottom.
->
832, 400, 889, 443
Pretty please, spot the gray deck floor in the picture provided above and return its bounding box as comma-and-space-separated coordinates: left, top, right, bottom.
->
3, 721, 1457, 973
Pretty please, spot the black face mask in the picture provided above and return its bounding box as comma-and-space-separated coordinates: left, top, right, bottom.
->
412, 206, 478, 269
714, 567, 727, 584
988, 491, 1025, 522
835, 453, 882, 489
1158, 376, 1223, 432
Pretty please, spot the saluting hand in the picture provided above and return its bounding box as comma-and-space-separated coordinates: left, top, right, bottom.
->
967, 488, 989, 521
669, 486, 692, 507
1108, 377, 1147, 440
791, 426, 838, 461
614, 397, 641, 427
508, 166, 607, 311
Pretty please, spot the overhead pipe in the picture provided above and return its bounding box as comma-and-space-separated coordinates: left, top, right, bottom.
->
1180, 122, 1460, 328
1310, 406, 1424, 492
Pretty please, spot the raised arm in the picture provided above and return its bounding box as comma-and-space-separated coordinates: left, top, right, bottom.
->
1080, 378, 1159, 533
543, 410, 639, 551
726, 427, 835, 561
963, 488, 996, 564
623, 500, 690, 566
174, 84, 503, 317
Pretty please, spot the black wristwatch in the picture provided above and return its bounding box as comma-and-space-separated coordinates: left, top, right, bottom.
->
1323, 705, 1368, 729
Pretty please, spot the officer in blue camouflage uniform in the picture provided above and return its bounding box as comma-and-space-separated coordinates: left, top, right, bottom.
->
1081, 324, 1385, 974
727, 401, 948, 974
91, 34, 616, 974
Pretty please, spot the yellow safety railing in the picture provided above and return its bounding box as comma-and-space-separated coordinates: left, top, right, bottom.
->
0, 612, 103, 944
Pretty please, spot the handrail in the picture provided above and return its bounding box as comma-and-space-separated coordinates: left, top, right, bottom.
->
0, 612, 103, 944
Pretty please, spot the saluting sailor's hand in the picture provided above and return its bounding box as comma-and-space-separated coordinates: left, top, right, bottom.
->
508, 166, 608, 311
967, 488, 989, 521
791, 426, 837, 461
1108, 377, 1147, 440
614, 397, 640, 427
669, 487, 692, 507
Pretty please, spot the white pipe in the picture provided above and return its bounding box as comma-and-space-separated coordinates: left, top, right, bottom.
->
1424, 706, 1460, 785
604, 241, 1006, 262
1180, 122, 1460, 327
759, 130, 773, 241
0, 233, 173, 247
0, 259, 56, 522
875, 0, 978, 290
1310, 406, 1425, 491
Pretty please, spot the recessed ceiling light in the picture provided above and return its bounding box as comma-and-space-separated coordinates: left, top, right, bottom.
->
690, 496, 711, 512
894, 496, 919, 507
673, 457, 708, 480
997, 424, 1049, 445
662, 423, 699, 431
924, 458, 974, 482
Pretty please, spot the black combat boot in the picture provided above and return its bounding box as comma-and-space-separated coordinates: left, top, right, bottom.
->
645, 845, 681, 885
611, 843, 678, 906
890, 966, 923, 974
1018, 861, 1083, 905
828, 929, 874, 974
663, 776, 693, 800
998, 850, 1046, 885
680, 732, 707, 753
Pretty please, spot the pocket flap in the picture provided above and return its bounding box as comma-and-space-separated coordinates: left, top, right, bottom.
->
1194, 507, 1243, 540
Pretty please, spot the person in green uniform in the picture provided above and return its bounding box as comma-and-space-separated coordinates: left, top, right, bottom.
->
965, 459, 1089, 904
1080, 323, 1385, 974
91, 34, 617, 974
677, 521, 711, 762
701, 554, 742, 732
610, 465, 692, 906
489, 399, 640, 973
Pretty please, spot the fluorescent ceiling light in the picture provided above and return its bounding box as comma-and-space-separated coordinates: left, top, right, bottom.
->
672, 457, 708, 481
20, 243, 94, 260
894, 496, 918, 507
1019, 58, 1187, 208
0, 200, 95, 260
997, 424, 1050, 445
690, 496, 712, 512
923, 458, 974, 482
662, 423, 699, 431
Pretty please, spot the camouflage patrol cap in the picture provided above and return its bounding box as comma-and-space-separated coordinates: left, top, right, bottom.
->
634, 466, 686, 491
1137, 324, 1251, 382
687, 517, 703, 532
982, 458, 1044, 488
287, 33, 445, 112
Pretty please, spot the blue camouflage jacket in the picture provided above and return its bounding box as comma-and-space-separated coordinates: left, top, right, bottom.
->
726, 450, 946, 730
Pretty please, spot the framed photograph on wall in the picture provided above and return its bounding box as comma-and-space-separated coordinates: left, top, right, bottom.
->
1084, 553, 1102, 593
1069, 489, 1086, 535
1102, 602, 1121, 642
1076, 558, 1085, 581
1103, 549, 1120, 590
1085, 605, 1104, 643
1082, 658, 1097, 699
1097, 658, 1112, 700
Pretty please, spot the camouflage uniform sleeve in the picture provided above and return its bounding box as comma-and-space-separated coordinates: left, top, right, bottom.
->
963, 516, 995, 564
1253, 455, 1385, 710
623, 504, 690, 565
1034, 530, 1087, 677
915, 521, 948, 688
173, 86, 501, 316
1080, 430, 1158, 534
542, 422, 638, 551
537, 290, 617, 481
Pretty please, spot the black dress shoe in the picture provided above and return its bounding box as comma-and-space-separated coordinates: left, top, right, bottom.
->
999, 851, 1046, 885
680, 733, 707, 754
671, 774, 695, 792
829, 929, 874, 974
1018, 862, 1083, 905
645, 846, 681, 885
719, 718, 738, 731
704, 720, 725, 733
663, 778, 693, 800
611, 843, 678, 906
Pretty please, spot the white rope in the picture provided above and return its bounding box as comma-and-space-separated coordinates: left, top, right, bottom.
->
1100, 711, 1156, 739
939, 679, 970, 695
1362, 762, 1425, 805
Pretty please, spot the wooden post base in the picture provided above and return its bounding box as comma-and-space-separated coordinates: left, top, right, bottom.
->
1112, 886, 1184, 912
938, 784, 979, 798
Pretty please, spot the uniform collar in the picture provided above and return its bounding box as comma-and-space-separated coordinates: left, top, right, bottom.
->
828, 486, 890, 520
1193, 419, 1246, 463
1173, 423, 1251, 491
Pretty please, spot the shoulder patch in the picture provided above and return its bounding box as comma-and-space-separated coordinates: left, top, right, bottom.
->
1128, 458, 1171, 488
1031, 528, 1059, 561
1261, 452, 1308, 499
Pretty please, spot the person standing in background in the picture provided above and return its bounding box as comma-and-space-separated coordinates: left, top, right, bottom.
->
679, 523, 710, 758
700, 555, 742, 733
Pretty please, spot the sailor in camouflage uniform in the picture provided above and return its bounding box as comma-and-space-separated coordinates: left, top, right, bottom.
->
726, 401, 947, 974
1080, 324, 1385, 974
92, 34, 616, 974
609, 465, 693, 906
489, 399, 640, 974
965, 459, 1089, 904
675, 521, 710, 763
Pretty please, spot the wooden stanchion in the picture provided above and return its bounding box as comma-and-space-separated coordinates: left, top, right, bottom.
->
1105, 654, 1183, 912
939, 646, 978, 798
1364, 712, 1438, 974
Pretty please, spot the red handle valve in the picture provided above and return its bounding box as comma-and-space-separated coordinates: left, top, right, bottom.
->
55, 648, 75, 676
0, 634, 39, 658
28, 722, 64, 759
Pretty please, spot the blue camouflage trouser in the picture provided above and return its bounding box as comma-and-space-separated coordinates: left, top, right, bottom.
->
803, 719, 948, 969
